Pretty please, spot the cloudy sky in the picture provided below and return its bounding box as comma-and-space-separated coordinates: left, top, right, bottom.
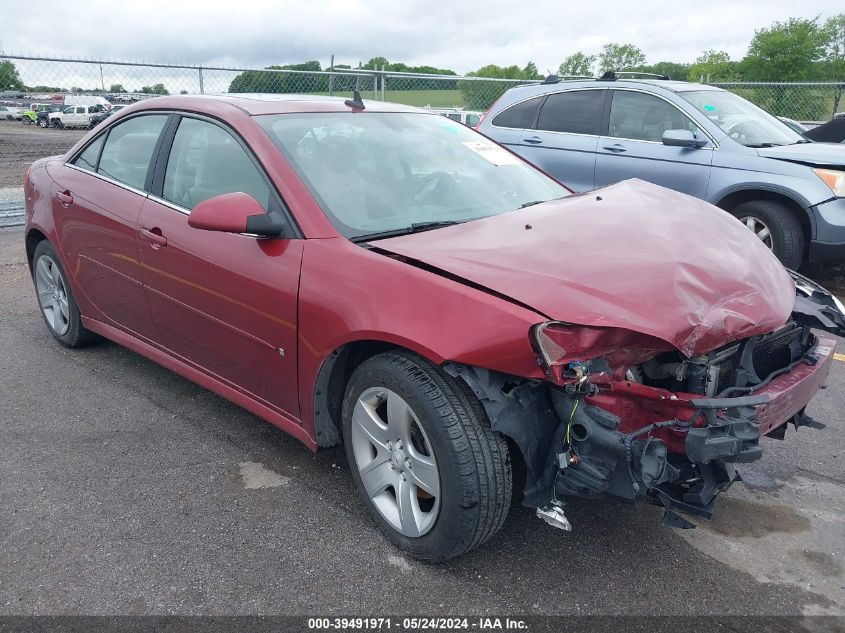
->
1, 0, 842, 74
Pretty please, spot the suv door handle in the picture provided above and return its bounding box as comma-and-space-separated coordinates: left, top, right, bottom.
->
523, 136, 542, 144
140, 227, 167, 248
56, 190, 73, 205
602, 143, 628, 153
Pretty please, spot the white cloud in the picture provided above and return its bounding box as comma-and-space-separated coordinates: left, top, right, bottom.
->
1, 0, 841, 75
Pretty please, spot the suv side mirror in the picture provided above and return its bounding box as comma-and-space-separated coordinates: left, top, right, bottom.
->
188, 192, 284, 237
662, 129, 708, 148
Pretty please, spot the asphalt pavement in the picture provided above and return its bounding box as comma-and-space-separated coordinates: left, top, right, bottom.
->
1, 225, 844, 621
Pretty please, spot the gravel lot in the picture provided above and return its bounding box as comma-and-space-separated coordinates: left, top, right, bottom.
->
0, 225, 844, 624
0, 120, 86, 187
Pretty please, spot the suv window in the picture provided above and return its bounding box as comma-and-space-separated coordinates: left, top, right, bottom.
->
609, 90, 703, 142
535, 90, 605, 135
492, 96, 543, 129
74, 135, 105, 171
162, 117, 271, 211
97, 114, 168, 190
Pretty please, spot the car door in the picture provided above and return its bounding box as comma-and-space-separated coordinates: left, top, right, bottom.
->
594, 89, 714, 198
137, 114, 303, 417
516, 88, 607, 192
50, 113, 171, 340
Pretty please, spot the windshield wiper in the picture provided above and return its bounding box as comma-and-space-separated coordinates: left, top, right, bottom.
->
747, 142, 786, 148
351, 220, 459, 243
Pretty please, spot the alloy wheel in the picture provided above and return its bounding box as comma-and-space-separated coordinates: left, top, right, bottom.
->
350, 386, 441, 537
739, 215, 773, 249
35, 255, 70, 336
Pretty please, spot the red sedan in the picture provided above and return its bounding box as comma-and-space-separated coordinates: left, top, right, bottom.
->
24, 94, 844, 560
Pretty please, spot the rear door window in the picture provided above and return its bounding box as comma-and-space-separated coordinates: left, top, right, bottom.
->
97, 114, 169, 190
535, 90, 605, 135
491, 96, 543, 129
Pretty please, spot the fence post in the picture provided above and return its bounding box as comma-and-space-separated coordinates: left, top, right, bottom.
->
381, 66, 386, 101
198, 67, 204, 95
328, 54, 334, 96
373, 70, 378, 100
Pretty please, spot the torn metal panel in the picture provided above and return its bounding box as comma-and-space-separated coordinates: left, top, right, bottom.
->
375, 179, 795, 357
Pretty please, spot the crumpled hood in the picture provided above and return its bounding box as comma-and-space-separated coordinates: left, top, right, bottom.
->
375, 179, 796, 357
757, 142, 845, 167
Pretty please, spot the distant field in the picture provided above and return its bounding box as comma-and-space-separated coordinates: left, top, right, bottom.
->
316, 89, 467, 108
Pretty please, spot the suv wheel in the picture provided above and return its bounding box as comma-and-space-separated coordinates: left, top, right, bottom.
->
342, 351, 511, 561
731, 200, 805, 269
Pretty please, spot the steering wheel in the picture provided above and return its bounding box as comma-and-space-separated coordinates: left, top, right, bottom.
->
412, 173, 455, 203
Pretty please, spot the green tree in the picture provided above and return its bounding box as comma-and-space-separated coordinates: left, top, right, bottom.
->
109, 83, 126, 93
558, 52, 595, 77
0, 60, 24, 91
823, 14, 845, 114
140, 83, 170, 95
523, 61, 541, 80
229, 61, 330, 94
459, 63, 536, 110
631, 61, 690, 80
741, 17, 829, 81
598, 43, 646, 74
687, 50, 736, 82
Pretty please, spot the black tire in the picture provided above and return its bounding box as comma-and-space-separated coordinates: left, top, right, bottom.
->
38, 117, 49, 128
731, 200, 805, 269
23, 116, 31, 126
5, 115, 12, 121
53, 119, 63, 129
342, 351, 512, 561
31, 240, 97, 347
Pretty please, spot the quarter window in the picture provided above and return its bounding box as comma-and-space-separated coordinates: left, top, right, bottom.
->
491, 96, 543, 129
608, 90, 703, 142
162, 117, 271, 211
74, 135, 105, 171
535, 90, 605, 135
97, 114, 168, 190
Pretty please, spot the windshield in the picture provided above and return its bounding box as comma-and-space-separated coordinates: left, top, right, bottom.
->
258, 112, 568, 239
680, 90, 804, 147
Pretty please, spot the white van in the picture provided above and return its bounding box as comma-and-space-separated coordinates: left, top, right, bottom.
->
63, 95, 112, 111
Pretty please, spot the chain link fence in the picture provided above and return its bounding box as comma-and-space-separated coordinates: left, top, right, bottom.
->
1, 54, 844, 198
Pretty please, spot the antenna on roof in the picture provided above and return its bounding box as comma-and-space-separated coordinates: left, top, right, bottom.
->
344, 89, 365, 110
344, 76, 365, 110
541, 74, 560, 84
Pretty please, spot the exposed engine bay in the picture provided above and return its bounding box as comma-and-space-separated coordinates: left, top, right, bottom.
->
446, 271, 845, 531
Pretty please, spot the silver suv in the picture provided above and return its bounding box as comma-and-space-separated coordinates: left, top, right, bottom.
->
478, 76, 845, 269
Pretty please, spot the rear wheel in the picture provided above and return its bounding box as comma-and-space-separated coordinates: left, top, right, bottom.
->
32, 241, 96, 347
342, 351, 511, 561
23, 116, 31, 126
731, 200, 805, 269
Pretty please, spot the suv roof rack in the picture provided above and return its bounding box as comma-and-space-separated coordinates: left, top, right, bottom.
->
598, 71, 671, 81
541, 73, 595, 84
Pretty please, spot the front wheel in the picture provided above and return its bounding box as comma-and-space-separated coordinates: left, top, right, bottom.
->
342, 351, 511, 561
23, 116, 31, 125
731, 200, 805, 269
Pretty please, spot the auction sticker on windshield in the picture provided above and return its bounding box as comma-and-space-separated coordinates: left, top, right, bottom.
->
462, 141, 521, 166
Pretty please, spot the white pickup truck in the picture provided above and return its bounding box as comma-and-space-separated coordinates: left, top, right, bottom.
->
48, 105, 103, 129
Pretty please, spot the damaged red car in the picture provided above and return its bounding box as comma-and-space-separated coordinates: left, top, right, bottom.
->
24, 94, 845, 561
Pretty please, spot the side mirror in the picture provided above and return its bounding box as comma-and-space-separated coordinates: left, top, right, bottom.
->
662, 129, 708, 149
188, 192, 284, 237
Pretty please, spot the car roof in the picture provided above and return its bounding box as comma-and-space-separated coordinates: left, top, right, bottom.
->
509, 78, 722, 94
129, 93, 427, 116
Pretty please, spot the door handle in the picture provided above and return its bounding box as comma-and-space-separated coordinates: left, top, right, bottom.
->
523, 136, 543, 144
602, 144, 628, 153
56, 190, 73, 205
140, 227, 167, 248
